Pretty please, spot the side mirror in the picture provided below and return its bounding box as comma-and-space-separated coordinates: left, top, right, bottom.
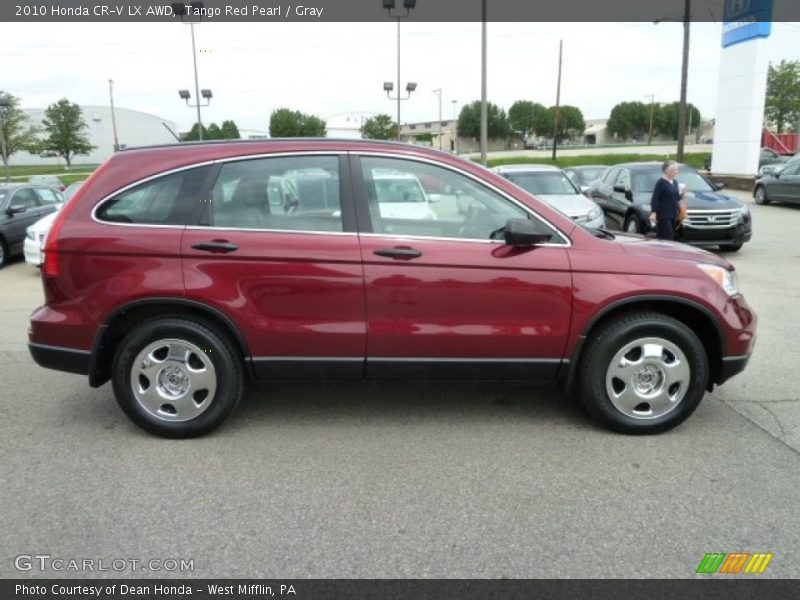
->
428, 194, 440, 203
713, 182, 726, 191
612, 185, 628, 193
6, 204, 26, 216
504, 219, 552, 247
580, 185, 590, 196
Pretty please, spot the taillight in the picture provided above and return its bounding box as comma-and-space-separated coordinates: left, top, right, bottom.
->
43, 163, 109, 277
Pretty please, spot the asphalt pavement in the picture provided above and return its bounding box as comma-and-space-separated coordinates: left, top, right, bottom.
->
1, 190, 798, 579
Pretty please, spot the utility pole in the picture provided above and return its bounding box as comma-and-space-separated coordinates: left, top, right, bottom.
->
189, 21, 203, 140
433, 88, 443, 151
645, 94, 655, 145
552, 39, 563, 161
676, 0, 691, 162
452, 99, 458, 154
480, 0, 488, 165
108, 79, 120, 151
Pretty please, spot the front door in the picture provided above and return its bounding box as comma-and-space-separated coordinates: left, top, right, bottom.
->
353, 155, 573, 380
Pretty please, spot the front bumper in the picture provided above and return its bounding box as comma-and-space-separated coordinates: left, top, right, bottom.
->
23, 237, 43, 266
679, 223, 752, 247
718, 354, 752, 385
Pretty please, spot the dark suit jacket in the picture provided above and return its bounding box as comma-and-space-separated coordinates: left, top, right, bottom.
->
651, 177, 680, 220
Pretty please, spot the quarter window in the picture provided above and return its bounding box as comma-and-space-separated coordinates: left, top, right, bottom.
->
96, 166, 211, 225
359, 156, 561, 242
208, 156, 342, 232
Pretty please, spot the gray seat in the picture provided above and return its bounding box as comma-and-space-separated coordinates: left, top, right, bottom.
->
215, 178, 270, 228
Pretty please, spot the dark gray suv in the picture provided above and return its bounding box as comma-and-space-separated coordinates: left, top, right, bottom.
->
0, 184, 63, 267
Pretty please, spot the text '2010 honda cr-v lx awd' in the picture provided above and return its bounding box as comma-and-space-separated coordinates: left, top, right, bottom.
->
28, 139, 756, 438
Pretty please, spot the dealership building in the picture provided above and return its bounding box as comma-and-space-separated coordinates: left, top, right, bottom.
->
11, 105, 177, 166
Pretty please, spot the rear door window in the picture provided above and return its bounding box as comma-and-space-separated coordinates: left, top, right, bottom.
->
96, 166, 212, 225
208, 156, 343, 232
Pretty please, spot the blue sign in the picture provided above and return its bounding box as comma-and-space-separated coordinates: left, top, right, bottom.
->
722, 0, 773, 47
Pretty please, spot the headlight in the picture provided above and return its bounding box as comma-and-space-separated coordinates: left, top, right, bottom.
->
588, 207, 602, 220
26, 229, 36, 241
738, 205, 750, 223
697, 263, 739, 296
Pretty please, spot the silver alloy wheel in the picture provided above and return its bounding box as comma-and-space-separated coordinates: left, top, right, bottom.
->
605, 336, 690, 420
131, 338, 217, 422
755, 187, 766, 204
625, 218, 640, 233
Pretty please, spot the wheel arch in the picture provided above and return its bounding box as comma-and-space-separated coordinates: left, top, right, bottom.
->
562, 295, 725, 395
89, 297, 252, 387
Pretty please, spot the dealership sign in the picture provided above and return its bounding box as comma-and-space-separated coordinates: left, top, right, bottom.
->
722, 0, 773, 47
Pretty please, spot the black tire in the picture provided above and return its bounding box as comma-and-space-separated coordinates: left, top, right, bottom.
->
577, 312, 709, 434
754, 185, 770, 205
720, 242, 743, 252
623, 214, 642, 234
0, 237, 8, 268
111, 317, 243, 438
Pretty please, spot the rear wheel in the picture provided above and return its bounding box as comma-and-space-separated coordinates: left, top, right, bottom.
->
577, 312, 709, 434
754, 186, 770, 205
111, 317, 243, 438
624, 214, 642, 234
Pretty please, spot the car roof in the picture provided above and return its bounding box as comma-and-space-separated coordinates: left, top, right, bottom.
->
493, 164, 561, 173
566, 165, 608, 170
611, 161, 692, 170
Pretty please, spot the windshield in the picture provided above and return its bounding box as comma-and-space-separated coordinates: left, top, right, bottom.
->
631, 168, 714, 193
374, 179, 426, 203
574, 167, 606, 183
506, 172, 580, 195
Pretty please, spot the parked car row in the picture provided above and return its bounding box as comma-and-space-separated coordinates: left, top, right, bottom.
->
0, 184, 65, 267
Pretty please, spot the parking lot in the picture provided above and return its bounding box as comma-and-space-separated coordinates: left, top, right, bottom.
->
1, 189, 798, 579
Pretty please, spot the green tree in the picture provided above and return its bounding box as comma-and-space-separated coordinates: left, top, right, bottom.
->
653, 102, 701, 140
766, 60, 800, 133
360, 114, 398, 140
301, 114, 327, 137
607, 101, 650, 140
508, 100, 548, 141
206, 123, 222, 140
457, 101, 509, 139
220, 119, 241, 139
185, 122, 208, 141
0, 91, 41, 180
40, 98, 94, 167
542, 105, 585, 142
269, 108, 327, 137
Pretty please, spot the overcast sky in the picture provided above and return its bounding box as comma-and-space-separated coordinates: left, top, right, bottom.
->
2, 20, 799, 133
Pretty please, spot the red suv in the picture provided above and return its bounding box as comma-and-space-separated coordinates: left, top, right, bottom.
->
28, 139, 756, 437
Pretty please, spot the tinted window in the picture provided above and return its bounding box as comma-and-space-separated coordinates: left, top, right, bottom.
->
360, 156, 561, 242
631, 168, 713, 193
12, 188, 39, 210
97, 166, 211, 225
36, 188, 61, 205
505, 171, 579, 195
209, 156, 342, 232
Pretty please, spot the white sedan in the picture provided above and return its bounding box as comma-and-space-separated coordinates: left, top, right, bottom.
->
24, 210, 59, 267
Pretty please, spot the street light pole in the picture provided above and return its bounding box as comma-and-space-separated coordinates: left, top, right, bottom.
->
676, 0, 691, 162
552, 39, 563, 161
108, 79, 120, 151
433, 88, 442, 151
480, 0, 488, 165
383, 1, 416, 141
189, 21, 203, 140
396, 17, 401, 140
645, 94, 655, 145
452, 99, 458, 154
0, 96, 9, 183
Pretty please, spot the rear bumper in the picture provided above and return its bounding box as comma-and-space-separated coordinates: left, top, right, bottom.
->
28, 342, 90, 375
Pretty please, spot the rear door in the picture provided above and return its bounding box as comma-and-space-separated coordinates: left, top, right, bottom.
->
181, 153, 366, 380
353, 154, 573, 381
774, 163, 800, 202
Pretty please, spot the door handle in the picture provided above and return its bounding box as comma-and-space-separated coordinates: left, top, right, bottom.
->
191, 241, 239, 253
373, 247, 422, 259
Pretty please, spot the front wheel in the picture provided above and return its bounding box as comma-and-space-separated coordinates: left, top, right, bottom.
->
577, 312, 709, 434
754, 186, 770, 205
624, 214, 642, 234
111, 317, 243, 438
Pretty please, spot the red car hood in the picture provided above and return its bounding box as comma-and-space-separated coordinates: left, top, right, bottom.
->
613, 233, 733, 270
